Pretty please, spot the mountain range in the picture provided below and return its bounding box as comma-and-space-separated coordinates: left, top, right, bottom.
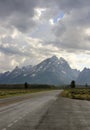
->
76, 68, 90, 85
0, 55, 90, 85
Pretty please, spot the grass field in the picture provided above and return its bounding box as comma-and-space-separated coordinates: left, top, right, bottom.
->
61, 88, 90, 100
0, 88, 57, 99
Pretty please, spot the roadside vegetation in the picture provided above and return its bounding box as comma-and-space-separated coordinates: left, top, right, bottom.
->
0, 84, 59, 98
61, 88, 90, 100
0, 88, 58, 99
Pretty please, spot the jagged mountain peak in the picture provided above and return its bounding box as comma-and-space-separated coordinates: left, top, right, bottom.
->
60, 57, 67, 63
47, 56, 68, 66
50, 56, 67, 63
76, 68, 90, 85
50, 55, 58, 60
40, 56, 66, 66
37, 55, 58, 66
13, 66, 20, 70
83, 67, 90, 71
0, 55, 81, 85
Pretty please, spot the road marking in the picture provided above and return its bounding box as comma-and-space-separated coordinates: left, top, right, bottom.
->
8, 123, 13, 127
2, 128, 7, 130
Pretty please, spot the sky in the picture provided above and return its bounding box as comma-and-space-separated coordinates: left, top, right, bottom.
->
0, 0, 90, 72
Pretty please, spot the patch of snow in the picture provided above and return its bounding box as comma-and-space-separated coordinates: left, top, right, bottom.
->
58, 61, 60, 65
31, 74, 36, 77
62, 70, 66, 74
48, 61, 51, 64
39, 65, 43, 69
43, 67, 47, 71
23, 74, 27, 77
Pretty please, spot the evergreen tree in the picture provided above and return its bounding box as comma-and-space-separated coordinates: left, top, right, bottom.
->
24, 82, 28, 89
70, 80, 75, 88
85, 83, 88, 88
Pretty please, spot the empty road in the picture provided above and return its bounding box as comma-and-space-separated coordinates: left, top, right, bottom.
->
0, 90, 90, 130
0, 90, 61, 130
37, 97, 90, 130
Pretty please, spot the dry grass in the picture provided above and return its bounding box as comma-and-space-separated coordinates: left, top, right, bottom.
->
61, 88, 90, 100
0, 88, 55, 98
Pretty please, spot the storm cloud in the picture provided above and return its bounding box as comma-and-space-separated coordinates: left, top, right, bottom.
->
0, 0, 90, 72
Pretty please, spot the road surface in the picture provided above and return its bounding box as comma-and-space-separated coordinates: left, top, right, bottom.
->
37, 97, 90, 130
0, 90, 61, 130
0, 90, 90, 130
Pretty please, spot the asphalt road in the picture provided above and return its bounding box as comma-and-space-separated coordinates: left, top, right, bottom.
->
0, 90, 90, 130
37, 97, 90, 130
0, 90, 61, 130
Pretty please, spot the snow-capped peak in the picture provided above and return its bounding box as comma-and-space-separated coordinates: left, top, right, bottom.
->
0, 55, 80, 85
59, 57, 67, 64
51, 55, 58, 60
48, 55, 58, 63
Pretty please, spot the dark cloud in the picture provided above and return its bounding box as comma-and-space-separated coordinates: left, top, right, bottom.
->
0, 0, 39, 33
48, 0, 90, 51
55, 0, 90, 12
0, 0, 36, 17
0, 0, 90, 72
52, 22, 66, 37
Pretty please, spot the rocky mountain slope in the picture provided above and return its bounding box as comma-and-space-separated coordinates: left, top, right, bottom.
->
0, 55, 80, 85
76, 68, 90, 85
